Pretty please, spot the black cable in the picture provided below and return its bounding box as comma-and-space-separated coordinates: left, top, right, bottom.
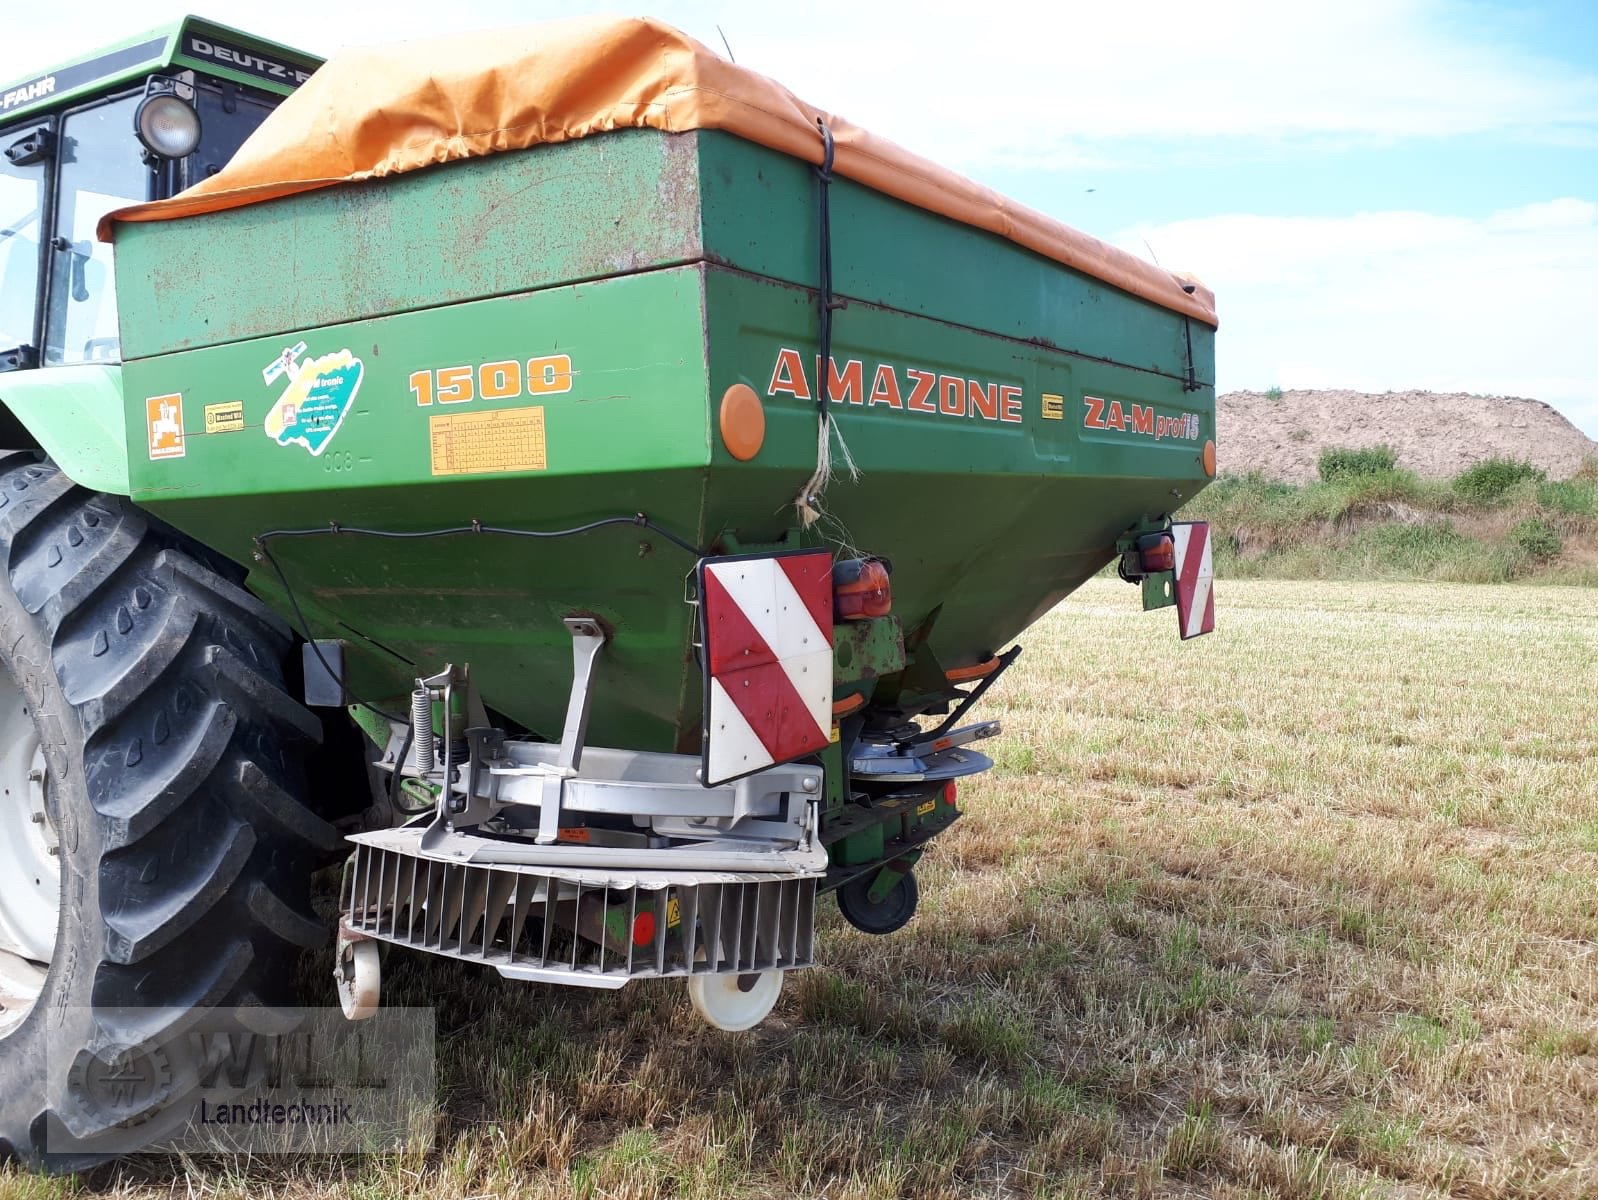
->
253, 511, 704, 727
254, 536, 407, 724
387, 723, 432, 816
256, 512, 702, 557
383, 722, 428, 818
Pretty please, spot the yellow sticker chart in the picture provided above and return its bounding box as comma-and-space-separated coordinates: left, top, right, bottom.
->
204, 400, 245, 434
428, 406, 547, 476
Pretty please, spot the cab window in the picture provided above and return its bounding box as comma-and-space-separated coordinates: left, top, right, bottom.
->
0, 122, 50, 363
44, 95, 151, 366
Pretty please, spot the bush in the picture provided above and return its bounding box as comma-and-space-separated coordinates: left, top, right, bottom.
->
1537, 478, 1598, 517
1453, 457, 1544, 503
1343, 522, 1517, 583
1510, 518, 1562, 561
1319, 445, 1398, 481
1333, 468, 1437, 508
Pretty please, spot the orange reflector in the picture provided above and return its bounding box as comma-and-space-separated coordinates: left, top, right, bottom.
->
832, 692, 865, 717
1137, 533, 1176, 574
632, 910, 657, 946
946, 656, 1000, 684
833, 558, 891, 620
1202, 439, 1217, 478
719, 383, 766, 461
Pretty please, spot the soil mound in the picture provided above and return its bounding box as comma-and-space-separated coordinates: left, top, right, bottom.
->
1218, 390, 1598, 483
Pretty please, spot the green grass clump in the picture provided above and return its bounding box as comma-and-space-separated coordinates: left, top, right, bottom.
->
1510, 517, 1563, 560
1537, 477, 1598, 517
1353, 521, 1464, 558
1318, 445, 1399, 481
1333, 468, 1448, 508
1192, 452, 1597, 585
1197, 469, 1443, 542
1453, 456, 1545, 503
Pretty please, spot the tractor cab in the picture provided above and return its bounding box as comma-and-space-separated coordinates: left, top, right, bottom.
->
0, 19, 319, 373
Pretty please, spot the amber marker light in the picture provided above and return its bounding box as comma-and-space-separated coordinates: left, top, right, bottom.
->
719, 383, 766, 460
1137, 533, 1176, 574
1202, 439, 1217, 477
833, 558, 892, 620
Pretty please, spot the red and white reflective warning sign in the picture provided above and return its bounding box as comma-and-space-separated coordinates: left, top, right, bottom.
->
1172, 521, 1216, 640
698, 550, 833, 786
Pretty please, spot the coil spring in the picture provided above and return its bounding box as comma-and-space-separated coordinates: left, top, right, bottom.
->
411, 687, 435, 773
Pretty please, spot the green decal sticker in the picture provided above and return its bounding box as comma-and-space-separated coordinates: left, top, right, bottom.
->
261, 341, 364, 456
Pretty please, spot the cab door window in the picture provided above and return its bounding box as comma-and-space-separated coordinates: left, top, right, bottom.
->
44, 94, 151, 366
0, 121, 51, 366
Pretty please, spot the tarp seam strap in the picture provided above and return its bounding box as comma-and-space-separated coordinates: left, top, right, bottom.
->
794, 117, 858, 528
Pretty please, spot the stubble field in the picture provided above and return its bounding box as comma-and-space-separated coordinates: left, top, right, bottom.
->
7, 578, 1596, 1199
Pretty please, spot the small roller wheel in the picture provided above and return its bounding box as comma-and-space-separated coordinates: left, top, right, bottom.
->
335, 935, 381, 1022
687, 970, 782, 1031
837, 869, 919, 935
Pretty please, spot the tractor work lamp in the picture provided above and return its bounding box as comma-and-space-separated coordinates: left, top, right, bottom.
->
833, 558, 892, 621
134, 91, 202, 160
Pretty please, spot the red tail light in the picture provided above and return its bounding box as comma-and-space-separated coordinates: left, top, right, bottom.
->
1136, 533, 1175, 574
833, 558, 892, 620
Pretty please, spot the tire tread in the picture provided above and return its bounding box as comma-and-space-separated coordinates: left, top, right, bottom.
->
0, 457, 333, 1164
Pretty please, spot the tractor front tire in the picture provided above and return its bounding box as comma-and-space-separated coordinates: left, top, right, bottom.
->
0, 455, 335, 1167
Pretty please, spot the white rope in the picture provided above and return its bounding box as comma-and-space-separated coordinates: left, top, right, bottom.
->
794, 408, 860, 527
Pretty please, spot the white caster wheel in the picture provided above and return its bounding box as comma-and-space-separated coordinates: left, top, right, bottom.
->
335, 935, 381, 1021
687, 969, 783, 1031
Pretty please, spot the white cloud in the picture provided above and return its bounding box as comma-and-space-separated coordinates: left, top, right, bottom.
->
1115, 199, 1598, 435
711, 0, 1598, 166
1485, 198, 1597, 232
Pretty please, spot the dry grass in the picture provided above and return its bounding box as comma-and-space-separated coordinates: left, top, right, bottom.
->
7, 579, 1596, 1198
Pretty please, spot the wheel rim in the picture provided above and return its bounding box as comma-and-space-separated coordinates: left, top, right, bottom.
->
687, 969, 783, 1031
837, 871, 917, 935
335, 938, 382, 1022
0, 675, 59, 1037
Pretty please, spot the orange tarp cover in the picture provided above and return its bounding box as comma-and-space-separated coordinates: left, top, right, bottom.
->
104, 16, 1216, 327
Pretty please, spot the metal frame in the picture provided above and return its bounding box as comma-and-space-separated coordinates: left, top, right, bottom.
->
394, 613, 829, 874
38, 87, 152, 367
0, 113, 58, 367
342, 832, 817, 988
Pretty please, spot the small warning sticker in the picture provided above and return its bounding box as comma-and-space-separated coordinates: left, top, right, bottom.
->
204, 400, 245, 434
429, 407, 546, 476
146, 394, 185, 460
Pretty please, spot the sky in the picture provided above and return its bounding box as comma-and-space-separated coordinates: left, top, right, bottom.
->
10, 0, 1598, 435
